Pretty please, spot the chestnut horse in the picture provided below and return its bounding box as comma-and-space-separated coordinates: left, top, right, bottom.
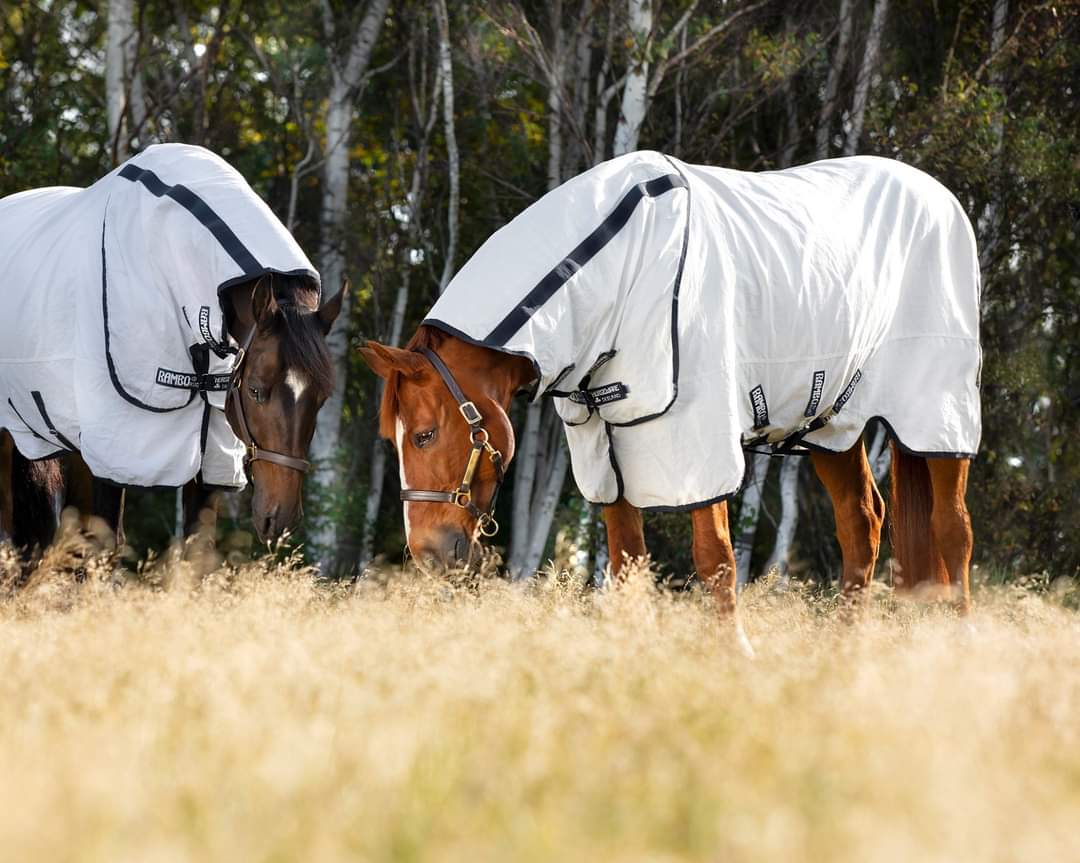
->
361, 326, 973, 630
1, 274, 341, 551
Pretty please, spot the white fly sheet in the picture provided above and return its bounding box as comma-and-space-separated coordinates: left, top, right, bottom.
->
0, 143, 319, 488
427, 151, 982, 510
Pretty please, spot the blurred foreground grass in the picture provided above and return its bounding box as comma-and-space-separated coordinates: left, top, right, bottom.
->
1, 532, 1079, 863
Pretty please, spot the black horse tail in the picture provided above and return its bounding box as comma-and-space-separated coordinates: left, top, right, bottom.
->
889, 441, 948, 590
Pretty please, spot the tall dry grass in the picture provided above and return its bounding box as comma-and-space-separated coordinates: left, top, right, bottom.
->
1, 530, 1079, 863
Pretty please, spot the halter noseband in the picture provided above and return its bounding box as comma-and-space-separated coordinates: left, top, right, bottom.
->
226, 325, 312, 475
398, 347, 505, 538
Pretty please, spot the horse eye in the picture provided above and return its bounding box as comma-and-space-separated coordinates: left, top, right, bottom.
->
413, 429, 437, 448
248, 385, 265, 404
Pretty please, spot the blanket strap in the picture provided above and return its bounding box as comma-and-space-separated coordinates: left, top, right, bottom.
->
156, 367, 233, 392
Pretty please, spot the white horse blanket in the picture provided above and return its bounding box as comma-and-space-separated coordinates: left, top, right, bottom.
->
427, 151, 982, 510
0, 143, 319, 488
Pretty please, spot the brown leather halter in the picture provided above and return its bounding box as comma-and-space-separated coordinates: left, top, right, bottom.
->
226, 324, 312, 475
398, 347, 505, 537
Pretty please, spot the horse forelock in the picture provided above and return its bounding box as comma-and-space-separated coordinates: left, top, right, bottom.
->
274, 275, 334, 402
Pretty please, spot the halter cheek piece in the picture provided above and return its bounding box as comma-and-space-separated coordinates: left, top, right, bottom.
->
226, 325, 312, 475
398, 347, 505, 538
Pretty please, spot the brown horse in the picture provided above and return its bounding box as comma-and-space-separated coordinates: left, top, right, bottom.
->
361, 325, 974, 623
1, 274, 341, 551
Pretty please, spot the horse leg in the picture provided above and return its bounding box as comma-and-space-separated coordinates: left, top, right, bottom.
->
690, 501, 753, 655
11, 453, 63, 553
810, 441, 885, 609
0, 431, 13, 542
926, 458, 974, 615
183, 481, 219, 540
602, 498, 646, 580
690, 501, 737, 616
91, 478, 126, 549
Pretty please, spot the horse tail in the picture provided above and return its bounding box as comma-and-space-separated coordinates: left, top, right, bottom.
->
888, 440, 947, 590
12, 450, 64, 551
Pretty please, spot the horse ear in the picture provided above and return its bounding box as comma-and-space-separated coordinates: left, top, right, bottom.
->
251, 276, 276, 328
358, 341, 427, 380
318, 279, 346, 335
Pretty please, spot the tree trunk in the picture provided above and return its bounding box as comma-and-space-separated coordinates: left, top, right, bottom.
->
435, 0, 459, 292
105, 0, 137, 163
979, 0, 1009, 276
843, 0, 890, 157
508, 401, 543, 577
613, 0, 652, 155
815, 0, 855, 160
764, 456, 801, 586
733, 452, 771, 588
307, 0, 391, 569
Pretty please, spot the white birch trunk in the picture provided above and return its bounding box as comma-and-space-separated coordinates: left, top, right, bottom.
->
508, 402, 542, 577
435, 0, 459, 293
613, 0, 652, 155
764, 456, 801, 587
106, 0, 136, 162
978, 0, 1009, 275
523, 439, 570, 575
815, 0, 855, 160
733, 452, 771, 588
307, 0, 391, 568
508, 17, 568, 579
843, 0, 890, 157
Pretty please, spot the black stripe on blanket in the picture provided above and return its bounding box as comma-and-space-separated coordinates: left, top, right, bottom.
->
118, 163, 262, 275
485, 173, 689, 345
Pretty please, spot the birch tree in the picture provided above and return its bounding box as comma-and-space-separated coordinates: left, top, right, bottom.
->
358, 4, 452, 567
842, 0, 889, 156
814, 0, 854, 160
105, 0, 145, 162
307, 0, 392, 567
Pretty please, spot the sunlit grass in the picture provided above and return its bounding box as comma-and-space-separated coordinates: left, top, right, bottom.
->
1, 530, 1078, 862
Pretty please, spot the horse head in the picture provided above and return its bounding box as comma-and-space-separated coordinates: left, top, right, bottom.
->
360, 327, 534, 570
225, 275, 342, 542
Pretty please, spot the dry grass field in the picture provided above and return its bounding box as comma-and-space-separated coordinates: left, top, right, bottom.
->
1, 530, 1079, 863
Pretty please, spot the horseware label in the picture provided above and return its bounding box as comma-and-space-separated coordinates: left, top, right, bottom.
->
749, 385, 769, 429
156, 368, 231, 391
569, 381, 629, 407
833, 370, 863, 412
198, 306, 232, 358
805, 370, 826, 417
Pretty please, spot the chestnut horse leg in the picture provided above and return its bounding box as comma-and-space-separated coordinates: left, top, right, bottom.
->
927, 458, 973, 614
690, 501, 737, 616
690, 501, 753, 655
0, 431, 13, 542
810, 441, 885, 607
602, 497, 646, 580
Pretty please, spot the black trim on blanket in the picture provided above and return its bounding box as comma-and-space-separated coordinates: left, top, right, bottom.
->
100, 207, 199, 414
484, 172, 689, 346
607, 156, 692, 429
30, 392, 78, 451
118, 163, 262, 276
7, 398, 55, 448
423, 318, 544, 394
795, 415, 978, 460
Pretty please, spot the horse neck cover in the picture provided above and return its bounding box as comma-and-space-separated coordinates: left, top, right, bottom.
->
0, 143, 318, 488
426, 151, 981, 510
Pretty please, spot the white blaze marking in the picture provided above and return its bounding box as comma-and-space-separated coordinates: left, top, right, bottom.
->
285, 369, 309, 401
395, 417, 412, 541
